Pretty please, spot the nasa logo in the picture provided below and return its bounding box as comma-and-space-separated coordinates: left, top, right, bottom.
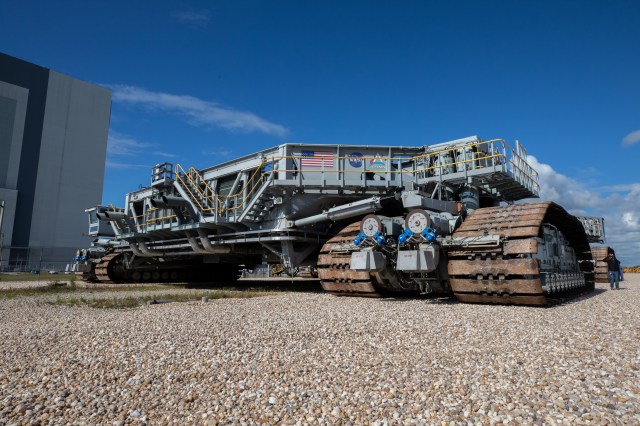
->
369, 154, 386, 170
347, 152, 364, 168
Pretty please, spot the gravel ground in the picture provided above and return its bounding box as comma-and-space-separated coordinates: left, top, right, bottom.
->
0, 276, 638, 425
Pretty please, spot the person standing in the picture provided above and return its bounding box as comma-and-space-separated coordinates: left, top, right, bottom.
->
602, 252, 621, 290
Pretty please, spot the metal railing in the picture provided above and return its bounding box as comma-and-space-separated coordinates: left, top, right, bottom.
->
175, 160, 274, 220
144, 137, 538, 230
0, 246, 78, 273
253, 138, 539, 194
175, 164, 219, 213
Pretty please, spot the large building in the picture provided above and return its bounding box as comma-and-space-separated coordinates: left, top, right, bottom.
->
0, 53, 111, 271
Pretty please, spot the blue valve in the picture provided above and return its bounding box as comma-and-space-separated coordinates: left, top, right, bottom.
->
399, 228, 414, 244
421, 227, 437, 242
399, 227, 436, 243
355, 231, 388, 246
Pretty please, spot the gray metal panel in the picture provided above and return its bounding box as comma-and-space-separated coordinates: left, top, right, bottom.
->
0, 82, 28, 190
0, 189, 18, 269
0, 96, 16, 188
28, 71, 111, 250
0, 53, 51, 248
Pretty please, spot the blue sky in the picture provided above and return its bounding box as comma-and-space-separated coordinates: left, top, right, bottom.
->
2, 1, 640, 264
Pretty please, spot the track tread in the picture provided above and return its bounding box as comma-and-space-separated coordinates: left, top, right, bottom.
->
448, 202, 594, 305
318, 222, 381, 296
94, 252, 121, 284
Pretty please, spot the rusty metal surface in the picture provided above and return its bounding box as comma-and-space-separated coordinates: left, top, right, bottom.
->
448, 202, 594, 305
318, 222, 380, 296
455, 294, 547, 305
449, 278, 543, 295
448, 258, 539, 276
448, 203, 547, 304
94, 252, 120, 284
453, 226, 541, 238
504, 238, 538, 255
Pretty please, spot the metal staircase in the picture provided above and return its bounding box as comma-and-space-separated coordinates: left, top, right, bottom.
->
174, 165, 218, 218
238, 173, 276, 223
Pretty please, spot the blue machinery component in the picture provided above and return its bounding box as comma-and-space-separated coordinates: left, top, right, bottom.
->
398, 227, 437, 244
354, 231, 386, 246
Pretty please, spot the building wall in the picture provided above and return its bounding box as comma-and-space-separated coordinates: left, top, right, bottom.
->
29, 71, 111, 258
0, 53, 111, 269
0, 79, 29, 267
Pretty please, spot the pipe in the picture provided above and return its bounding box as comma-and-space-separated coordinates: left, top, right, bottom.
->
150, 196, 191, 208
294, 197, 383, 227
162, 195, 192, 207
129, 244, 146, 257
197, 229, 232, 254
104, 211, 129, 221
151, 196, 195, 222
187, 236, 209, 254
137, 242, 163, 257
149, 198, 167, 208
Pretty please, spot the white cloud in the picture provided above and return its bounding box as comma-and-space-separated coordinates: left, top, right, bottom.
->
173, 9, 210, 29
526, 155, 601, 212
599, 183, 640, 192
621, 212, 640, 230
107, 132, 150, 156
202, 149, 234, 158
622, 130, 640, 147
107, 132, 172, 169
152, 151, 176, 158
110, 85, 290, 138
105, 161, 148, 170
525, 155, 640, 266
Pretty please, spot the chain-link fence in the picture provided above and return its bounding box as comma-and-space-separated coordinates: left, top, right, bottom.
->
0, 246, 76, 273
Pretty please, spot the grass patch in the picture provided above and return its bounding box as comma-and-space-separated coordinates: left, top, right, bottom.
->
0, 272, 78, 282
45, 290, 273, 309
0, 281, 77, 299
0, 283, 186, 300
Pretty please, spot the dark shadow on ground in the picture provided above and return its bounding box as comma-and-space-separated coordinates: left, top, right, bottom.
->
376, 292, 457, 304
170, 281, 610, 307
545, 287, 606, 307
184, 279, 324, 293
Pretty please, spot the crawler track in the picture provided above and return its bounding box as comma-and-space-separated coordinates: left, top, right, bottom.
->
94, 252, 123, 283
318, 222, 381, 297
90, 252, 241, 284
447, 202, 593, 305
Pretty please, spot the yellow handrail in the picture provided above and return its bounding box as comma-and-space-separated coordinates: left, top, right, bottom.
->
175, 164, 219, 213
254, 138, 538, 187
219, 158, 267, 199
146, 214, 177, 224
225, 171, 271, 212
170, 137, 538, 218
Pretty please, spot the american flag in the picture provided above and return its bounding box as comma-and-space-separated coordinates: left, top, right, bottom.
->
300, 150, 334, 168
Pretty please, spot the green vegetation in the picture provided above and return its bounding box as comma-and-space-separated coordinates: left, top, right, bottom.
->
0, 272, 76, 282
46, 289, 272, 309
0, 281, 77, 299
0, 283, 181, 299
0, 280, 273, 308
